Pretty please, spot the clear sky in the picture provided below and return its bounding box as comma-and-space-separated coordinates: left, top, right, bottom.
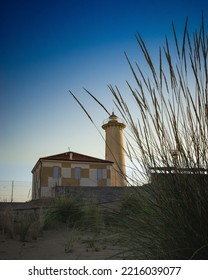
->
1, 0, 208, 183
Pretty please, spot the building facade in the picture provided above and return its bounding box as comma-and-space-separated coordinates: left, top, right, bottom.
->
32, 151, 113, 199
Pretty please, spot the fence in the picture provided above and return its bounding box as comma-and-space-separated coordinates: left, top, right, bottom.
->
0, 180, 32, 202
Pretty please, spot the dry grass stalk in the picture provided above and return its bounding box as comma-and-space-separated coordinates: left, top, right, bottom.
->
70, 15, 208, 259
105, 15, 208, 184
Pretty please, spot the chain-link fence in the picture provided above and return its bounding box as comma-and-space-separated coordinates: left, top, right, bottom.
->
0, 181, 32, 202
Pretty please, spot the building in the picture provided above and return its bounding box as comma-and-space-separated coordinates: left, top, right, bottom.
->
150, 166, 208, 188
32, 151, 113, 199
102, 112, 127, 186
31, 112, 127, 199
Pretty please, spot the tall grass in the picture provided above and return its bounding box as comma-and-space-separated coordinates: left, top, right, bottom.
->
113, 182, 208, 259
70, 14, 208, 259
0, 208, 44, 241
43, 197, 84, 228
0, 208, 14, 238
109, 15, 208, 259
110, 15, 208, 180
43, 197, 105, 232
81, 199, 104, 232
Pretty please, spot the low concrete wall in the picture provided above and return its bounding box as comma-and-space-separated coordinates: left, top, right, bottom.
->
55, 186, 134, 203
0, 186, 138, 212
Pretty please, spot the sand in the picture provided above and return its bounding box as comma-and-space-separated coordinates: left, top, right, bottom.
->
0, 228, 123, 260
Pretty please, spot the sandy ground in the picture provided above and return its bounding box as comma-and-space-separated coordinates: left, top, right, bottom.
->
0, 228, 123, 260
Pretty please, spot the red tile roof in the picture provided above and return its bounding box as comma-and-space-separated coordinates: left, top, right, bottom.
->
32, 151, 113, 173
40, 151, 113, 163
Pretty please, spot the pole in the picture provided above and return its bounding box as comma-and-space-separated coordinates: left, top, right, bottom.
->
11, 180, 14, 203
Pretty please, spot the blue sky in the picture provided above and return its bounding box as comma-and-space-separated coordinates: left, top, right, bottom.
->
0, 0, 208, 183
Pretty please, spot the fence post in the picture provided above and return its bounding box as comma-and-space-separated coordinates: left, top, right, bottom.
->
11, 180, 14, 203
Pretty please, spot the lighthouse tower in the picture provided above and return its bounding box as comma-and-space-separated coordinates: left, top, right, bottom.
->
102, 112, 127, 186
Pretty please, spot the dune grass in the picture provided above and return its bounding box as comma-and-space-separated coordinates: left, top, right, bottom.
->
111, 180, 208, 259
70, 14, 208, 259
108, 15, 208, 259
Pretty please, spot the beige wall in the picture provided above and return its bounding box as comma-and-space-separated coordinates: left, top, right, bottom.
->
32, 160, 112, 199
32, 162, 41, 199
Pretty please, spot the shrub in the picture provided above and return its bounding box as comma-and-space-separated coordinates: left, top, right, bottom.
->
43, 197, 84, 228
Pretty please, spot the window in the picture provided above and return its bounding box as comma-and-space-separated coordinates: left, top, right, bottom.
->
74, 167, 81, 180
53, 166, 60, 179
97, 169, 103, 180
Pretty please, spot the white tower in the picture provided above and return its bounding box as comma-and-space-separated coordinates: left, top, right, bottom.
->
102, 112, 127, 186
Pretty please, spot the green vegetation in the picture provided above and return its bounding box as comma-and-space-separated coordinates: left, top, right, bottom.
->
0, 197, 107, 243
81, 199, 104, 232
43, 197, 84, 228
43, 197, 104, 232
111, 182, 208, 259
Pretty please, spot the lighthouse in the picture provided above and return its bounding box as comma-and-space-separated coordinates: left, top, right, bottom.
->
102, 112, 127, 186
